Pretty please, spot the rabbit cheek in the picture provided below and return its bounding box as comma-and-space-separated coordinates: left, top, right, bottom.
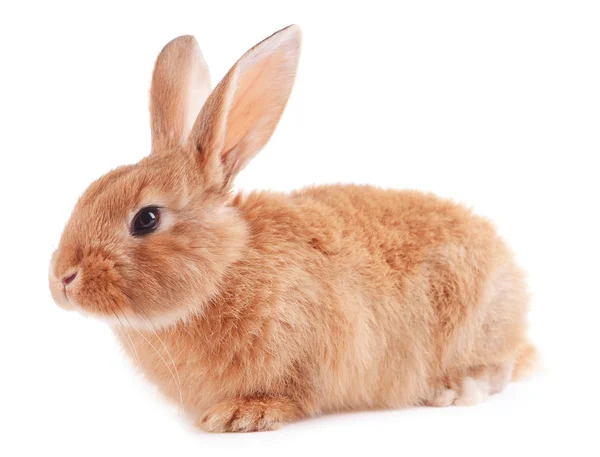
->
73, 255, 132, 319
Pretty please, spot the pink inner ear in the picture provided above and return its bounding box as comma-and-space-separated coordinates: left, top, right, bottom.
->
182, 51, 212, 143
221, 50, 288, 167
188, 25, 301, 186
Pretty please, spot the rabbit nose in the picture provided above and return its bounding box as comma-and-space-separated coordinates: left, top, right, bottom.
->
62, 271, 78, 286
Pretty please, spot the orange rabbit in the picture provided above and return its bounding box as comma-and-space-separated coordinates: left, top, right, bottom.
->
49, 25, 537, 432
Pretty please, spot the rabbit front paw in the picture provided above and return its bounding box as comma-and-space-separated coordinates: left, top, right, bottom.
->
197, 397, 303, 433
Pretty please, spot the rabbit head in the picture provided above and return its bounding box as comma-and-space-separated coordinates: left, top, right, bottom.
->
48, 25, 301, 329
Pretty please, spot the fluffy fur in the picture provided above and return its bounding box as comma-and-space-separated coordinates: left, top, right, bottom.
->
49, 25, 536, 432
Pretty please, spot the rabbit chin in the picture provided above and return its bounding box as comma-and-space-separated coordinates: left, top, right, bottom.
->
77, 303, 197, 330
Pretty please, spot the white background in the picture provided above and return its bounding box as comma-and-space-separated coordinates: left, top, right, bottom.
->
1, 1, 599, 456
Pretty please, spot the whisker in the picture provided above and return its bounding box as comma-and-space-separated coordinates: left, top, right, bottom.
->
137, 307, 184, 410
115, 302, 184, 410
131, 324, 184, 410
111, 309, 142, 369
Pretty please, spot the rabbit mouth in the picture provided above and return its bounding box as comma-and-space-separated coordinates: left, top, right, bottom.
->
48, 272, 76, 312
49, 258, 199, 330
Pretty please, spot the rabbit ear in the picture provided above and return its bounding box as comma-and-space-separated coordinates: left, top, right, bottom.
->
188, 25, 301, 190
150, 35, 211, 152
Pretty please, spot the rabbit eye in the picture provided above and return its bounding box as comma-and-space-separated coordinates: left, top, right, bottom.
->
131, 207, 161, 236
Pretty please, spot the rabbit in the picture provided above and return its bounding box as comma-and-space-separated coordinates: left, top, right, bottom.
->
48, 24, 538, 433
